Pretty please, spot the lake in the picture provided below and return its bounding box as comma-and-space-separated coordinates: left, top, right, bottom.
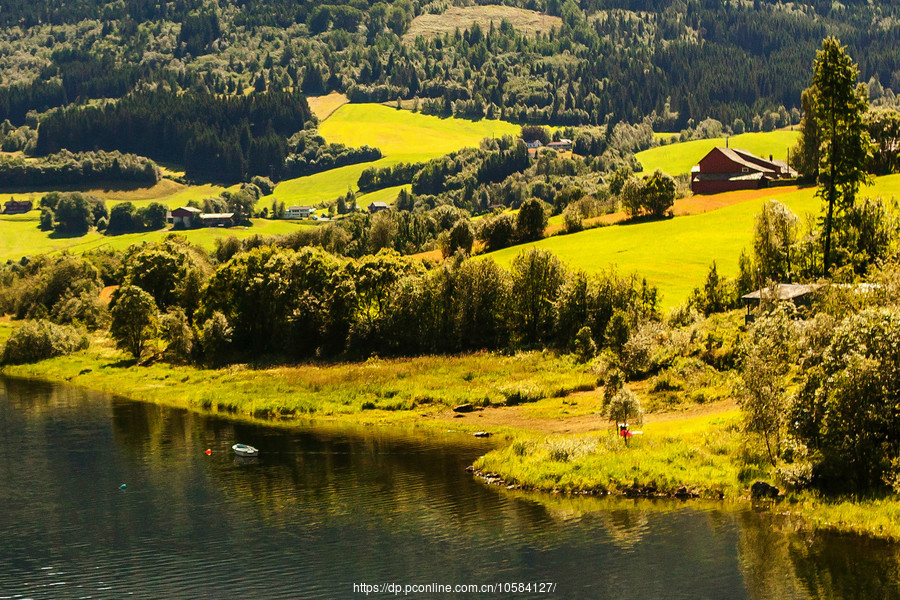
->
1, 376, 899, 599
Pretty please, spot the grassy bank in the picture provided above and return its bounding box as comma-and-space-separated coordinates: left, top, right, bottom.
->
474, 409, 750, 498
473, 406, 900, 541
0, 333, 597, 427
3, 322, 899, 541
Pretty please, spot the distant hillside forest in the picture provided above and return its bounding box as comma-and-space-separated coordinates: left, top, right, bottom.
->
1, 0, 899, 181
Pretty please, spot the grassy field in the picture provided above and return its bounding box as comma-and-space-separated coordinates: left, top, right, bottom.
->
0, 214, 314, 261
318, 103, 520, 158
307, 92, 349, 121
636, 130, 800, 176
475, 409, 747, 497
268, 103, 520, 207
1, 180, 233, 211
2, 104, 517, 257
0, 335, 597, 422
487, 174, 900, 308
403, 5, 562, 41
358, 184, 410, 208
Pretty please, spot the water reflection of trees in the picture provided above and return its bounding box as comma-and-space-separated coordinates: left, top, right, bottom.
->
108, 398, 523, 533
8, 378, 900, 599
738, 510, 900, 599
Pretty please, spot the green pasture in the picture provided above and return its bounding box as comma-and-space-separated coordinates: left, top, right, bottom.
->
2, 181, 233, 211
358, 184, 410, 207
269, 104, 520, 207
485, 174, 900, 308
0, 215, 314, 262
636, 130, 801, 176
318, 103, 520, 157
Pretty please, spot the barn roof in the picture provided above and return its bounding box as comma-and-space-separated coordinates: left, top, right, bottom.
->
742, 283, 818, 301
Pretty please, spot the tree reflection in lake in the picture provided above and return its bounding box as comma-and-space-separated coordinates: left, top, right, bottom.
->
2, 375, 899, 599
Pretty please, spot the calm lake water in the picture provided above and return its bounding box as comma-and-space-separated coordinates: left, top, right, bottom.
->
1, 376, 899, 600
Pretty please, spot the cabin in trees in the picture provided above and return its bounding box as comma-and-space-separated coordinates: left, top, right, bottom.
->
3, 199, 33, 213
741, 283, 817, 307
368, 201, 389, 214
691, 148, 797, 194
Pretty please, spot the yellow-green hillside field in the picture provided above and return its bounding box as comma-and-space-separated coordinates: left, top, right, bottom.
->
0, 213, 314, 262
2, 180, 234, 211
269, 104, 520, 207
319, 103, 520, 158
486, 174, 900, 308
636, 130, 800, 176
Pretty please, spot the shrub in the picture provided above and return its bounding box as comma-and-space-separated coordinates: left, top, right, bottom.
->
50, 291, 109, 330
562, 203, 583, 233
544, 436, 599, 463
573, 326, 597, 362
607, 387, 643, 444
1, 320, 88, 364
619, 322, 664, 378
199, 311, 233, 365
500, 381, 543, 405
160, 308, 194, 362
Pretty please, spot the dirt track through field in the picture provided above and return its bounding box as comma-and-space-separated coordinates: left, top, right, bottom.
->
436, 390, 737, 435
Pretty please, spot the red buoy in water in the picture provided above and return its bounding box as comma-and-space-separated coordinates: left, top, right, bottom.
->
205, 449, 212, 455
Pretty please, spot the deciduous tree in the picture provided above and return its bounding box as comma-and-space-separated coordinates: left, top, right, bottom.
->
109, 284, 159, 360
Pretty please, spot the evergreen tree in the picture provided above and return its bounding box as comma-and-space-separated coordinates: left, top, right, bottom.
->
790, 88, 820, 179
810, 38, 872, 276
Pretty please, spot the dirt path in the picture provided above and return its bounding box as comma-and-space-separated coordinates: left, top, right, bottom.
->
435, 389, 737, 435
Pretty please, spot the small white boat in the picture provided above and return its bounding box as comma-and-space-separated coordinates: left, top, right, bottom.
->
232, 443, 259, 457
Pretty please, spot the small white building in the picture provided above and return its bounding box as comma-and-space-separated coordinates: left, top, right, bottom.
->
285, 205, 315, 219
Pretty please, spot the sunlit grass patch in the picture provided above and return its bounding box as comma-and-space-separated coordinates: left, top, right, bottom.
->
307, 92, 349, 121
636, 130, 801, 176
475, 411, 747, 497
485, 174, 900, 308
404, 5, 562, 41
1, 333, 597, 424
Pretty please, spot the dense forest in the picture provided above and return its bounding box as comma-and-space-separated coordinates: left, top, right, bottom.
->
34, 88, 312, 182
0, 0, 900, 185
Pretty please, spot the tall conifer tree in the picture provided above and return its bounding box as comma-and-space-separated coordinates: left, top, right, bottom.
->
810, 37, 872, 276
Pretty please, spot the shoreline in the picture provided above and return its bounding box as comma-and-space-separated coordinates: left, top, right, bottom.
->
2, 349, 900, 543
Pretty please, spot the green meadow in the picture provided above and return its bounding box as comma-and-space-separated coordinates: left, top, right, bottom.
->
268, 103, 520, 207
1, 339, 596, 422
486, 174, 900, 308
1, 104, 516, 258
636, 130, 801, 176
0, 213, 314, 262
358, 184, 410, 207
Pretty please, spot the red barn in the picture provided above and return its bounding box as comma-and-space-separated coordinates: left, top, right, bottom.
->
691, 147, 796, 194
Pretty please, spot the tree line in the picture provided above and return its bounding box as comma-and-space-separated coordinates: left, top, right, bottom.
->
34, 87, 313, 182
0, 238, 659, 363
0, 150, 158, 188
